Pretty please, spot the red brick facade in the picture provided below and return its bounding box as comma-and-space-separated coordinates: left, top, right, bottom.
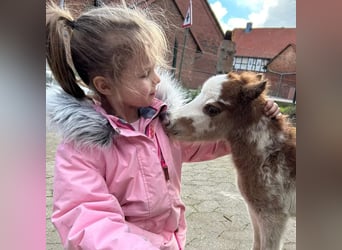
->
267, 44, 296, 73
173, 0, 225, 88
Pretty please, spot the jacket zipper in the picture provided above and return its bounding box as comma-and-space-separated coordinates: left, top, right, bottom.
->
156, 135, 170, 181
145, 122, 170, 181
174, 230, 182, 250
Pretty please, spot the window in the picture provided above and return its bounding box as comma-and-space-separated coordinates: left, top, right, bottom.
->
233, 56, 269, 72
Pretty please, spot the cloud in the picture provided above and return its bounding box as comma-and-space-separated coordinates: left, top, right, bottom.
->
226, 18, 248, 30
209, 1, 228, 21
209, 0, 296, 32
209, 1, 230, 31
263, 0, 296, 27
248, 0, 278, 27
235, 0, 265, 11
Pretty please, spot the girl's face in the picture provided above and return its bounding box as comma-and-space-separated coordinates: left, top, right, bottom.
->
117, 61, 161, 108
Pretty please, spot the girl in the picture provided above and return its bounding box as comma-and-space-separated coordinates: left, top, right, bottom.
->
46, 3, 280, 250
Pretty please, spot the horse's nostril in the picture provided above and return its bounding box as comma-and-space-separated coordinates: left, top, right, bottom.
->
163, 119, 171, 128
160, 111, 171, 127
172, 130, 179, 135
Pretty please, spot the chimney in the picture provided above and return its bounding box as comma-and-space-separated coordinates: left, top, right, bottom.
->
245, 22, 252, 33
224, 30, 232, 40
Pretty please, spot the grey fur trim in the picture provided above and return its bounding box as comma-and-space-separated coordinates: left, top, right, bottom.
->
46, 69, 188, 148
46, 86, 115, 148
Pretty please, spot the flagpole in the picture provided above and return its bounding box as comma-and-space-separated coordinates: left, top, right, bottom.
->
59, 0, 65, 8
178, 0, 192, 81
178, 28, 189, 81
172, 37, 178, 76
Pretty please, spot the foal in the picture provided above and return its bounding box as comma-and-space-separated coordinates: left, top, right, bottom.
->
165, 71, 296, 250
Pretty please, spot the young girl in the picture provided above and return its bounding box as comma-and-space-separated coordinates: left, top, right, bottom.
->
46, 3, 280, 250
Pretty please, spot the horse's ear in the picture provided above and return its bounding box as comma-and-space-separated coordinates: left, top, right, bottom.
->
241, 80, 267, 102
227, 72, 238, 80
255, 73, 264, 81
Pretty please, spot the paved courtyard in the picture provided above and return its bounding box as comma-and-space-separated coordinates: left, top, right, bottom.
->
46, 131, 295, 250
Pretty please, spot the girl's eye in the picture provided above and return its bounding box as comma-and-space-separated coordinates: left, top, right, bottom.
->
141, 70, 150, 78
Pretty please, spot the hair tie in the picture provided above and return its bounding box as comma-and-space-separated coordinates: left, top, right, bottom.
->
65, 19, 76, 29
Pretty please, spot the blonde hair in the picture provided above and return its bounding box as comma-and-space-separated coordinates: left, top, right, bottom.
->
46, 2, 169, 98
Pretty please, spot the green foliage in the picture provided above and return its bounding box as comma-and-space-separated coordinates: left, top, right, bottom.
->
278, 103, 296, 116
186, 88, 201, 101
278, 103, 296, 124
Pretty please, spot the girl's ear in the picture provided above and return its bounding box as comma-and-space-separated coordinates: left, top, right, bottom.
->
93, 76, 112, 96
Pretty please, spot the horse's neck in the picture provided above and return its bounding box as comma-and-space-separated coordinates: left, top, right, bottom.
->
228, 116, 278, 156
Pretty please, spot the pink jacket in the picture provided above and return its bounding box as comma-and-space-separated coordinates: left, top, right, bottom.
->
47, 71, 231, 250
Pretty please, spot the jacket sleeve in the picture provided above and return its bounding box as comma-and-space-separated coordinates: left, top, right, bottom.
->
51, 142, 160, 250
179, 139, 232, 163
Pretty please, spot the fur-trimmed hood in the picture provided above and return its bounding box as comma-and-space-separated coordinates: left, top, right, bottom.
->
46, 69, 189, 148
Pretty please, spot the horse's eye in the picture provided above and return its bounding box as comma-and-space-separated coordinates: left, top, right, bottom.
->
203, 104, 222, 117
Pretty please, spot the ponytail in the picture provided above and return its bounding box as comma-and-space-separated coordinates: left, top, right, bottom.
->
46, 2, 85, 99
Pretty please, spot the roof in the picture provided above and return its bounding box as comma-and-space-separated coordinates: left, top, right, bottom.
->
232, 27, 296, 59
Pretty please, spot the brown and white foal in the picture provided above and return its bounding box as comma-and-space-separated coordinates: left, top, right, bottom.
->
165, 71, 296, 250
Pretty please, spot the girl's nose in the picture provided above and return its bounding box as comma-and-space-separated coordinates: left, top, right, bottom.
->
151, 69, 161, 85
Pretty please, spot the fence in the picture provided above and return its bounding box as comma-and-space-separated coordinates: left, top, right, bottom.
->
265, 71, 296, 104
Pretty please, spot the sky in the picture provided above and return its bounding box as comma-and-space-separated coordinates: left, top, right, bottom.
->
207, 0, 296, 31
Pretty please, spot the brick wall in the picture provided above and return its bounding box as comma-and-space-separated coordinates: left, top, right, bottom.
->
174, 0, 225, 88
268, 45, 296, 73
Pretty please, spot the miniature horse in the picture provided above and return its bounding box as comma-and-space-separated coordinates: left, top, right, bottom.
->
164, 71, 296, 250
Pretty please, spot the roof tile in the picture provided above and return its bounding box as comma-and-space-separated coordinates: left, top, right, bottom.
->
232, 28, 296, 58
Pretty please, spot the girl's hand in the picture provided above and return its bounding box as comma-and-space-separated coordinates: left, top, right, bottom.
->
264, 99, 281, 119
